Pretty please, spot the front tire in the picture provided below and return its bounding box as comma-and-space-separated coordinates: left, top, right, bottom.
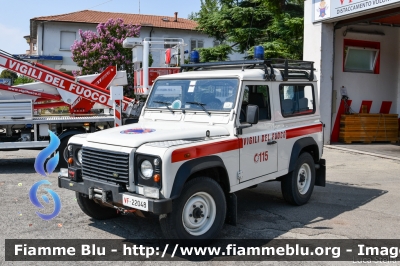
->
281, 152, 315, 206
76, 192, 119, 220
58, 136, 71, 169
159, 177, 226, 241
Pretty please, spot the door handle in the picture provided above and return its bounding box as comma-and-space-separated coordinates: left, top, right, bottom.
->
267, 141, 277, 145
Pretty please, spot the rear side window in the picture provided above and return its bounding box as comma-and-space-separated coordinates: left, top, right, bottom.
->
279, 84, 315, 117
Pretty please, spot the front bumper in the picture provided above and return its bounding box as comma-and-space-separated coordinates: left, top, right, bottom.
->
58, 176, 172, 214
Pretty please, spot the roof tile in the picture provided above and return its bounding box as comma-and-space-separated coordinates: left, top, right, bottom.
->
32, 10, 198, 30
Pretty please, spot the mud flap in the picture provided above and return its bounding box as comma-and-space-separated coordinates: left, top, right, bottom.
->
315, 159, 326, 187
225, 193, 237, 226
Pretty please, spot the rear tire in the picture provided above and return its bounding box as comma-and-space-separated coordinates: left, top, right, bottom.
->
159, 177, 226, 242
281, 152, 315, 206
76, 192, 119, 220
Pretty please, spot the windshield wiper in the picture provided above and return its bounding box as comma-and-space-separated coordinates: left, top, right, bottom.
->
186, 101, 211, 115
153, 101, 174, 114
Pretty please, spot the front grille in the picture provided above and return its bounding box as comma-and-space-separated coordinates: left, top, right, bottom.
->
82, 147, 130, 184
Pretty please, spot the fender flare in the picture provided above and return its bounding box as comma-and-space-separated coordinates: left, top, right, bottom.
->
288, 137, 319, 172
170, 156, 229, 198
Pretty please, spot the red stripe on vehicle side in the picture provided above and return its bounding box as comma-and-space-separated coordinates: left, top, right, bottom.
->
286, 124, 322, 139
171, 139, 243, 163
171, 125, 322, 163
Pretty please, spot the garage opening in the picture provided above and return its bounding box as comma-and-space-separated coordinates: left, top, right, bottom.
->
329, 8, 400, 146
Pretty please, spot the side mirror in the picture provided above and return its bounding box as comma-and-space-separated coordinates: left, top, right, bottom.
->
246, 104, 259, 125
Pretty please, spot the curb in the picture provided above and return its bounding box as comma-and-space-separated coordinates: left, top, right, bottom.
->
325, 145, 400, 162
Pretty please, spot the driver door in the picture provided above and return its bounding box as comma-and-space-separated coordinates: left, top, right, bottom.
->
238, 82, 278, 182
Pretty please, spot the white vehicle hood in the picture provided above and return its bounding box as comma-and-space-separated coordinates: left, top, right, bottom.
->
86, 122, 229, 148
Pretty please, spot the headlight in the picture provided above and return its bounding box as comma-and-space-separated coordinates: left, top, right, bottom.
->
68, 145, 73, 151
140, 160, 153, 179
77, 149, 83, 164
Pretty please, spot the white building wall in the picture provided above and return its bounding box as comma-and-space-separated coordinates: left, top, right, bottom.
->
304, 0, 335, 144
303, 0, 321, 70
333, 26, 399, 116
37, 22, 97, 70
320, 23, 334, 145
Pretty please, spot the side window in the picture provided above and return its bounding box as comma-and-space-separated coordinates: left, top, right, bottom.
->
279, 84, 315, 117
191, 39, 204, 51
240, 85, 271, 123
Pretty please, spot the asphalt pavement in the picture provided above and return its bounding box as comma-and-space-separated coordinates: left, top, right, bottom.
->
1, 147, 400, 265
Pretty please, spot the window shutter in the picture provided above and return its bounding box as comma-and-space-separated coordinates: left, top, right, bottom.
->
60, 31, 76, 50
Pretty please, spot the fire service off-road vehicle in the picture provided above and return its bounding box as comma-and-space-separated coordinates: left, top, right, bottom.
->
59, 57, 326, 240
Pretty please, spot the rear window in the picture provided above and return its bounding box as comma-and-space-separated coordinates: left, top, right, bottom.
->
279, 84, 315, 117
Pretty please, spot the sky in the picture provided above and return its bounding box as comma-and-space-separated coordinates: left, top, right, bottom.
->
0, 0, 201, 63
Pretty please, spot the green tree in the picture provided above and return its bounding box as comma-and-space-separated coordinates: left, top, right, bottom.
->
13, 76, 35, 85
0, 70, 18, 81
188, 11, 199, 20
197, 44, 232, 62
71, 18, 141, 97
194, 0, 304, 60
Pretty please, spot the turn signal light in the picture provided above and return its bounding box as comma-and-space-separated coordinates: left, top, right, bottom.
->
68, 157, 74, 164
153, 174, 161, 183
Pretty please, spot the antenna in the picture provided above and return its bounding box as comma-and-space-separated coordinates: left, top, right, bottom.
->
139, 0, 140, 14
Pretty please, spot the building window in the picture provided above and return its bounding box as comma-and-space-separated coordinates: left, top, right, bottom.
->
191, 39, 204, 51
344, 47, 379, 73
343, 39, 380, 74
213, 40, 221, 47
60, 31, 76, 50
164, 39, 179, 49
279, 84, 315, 117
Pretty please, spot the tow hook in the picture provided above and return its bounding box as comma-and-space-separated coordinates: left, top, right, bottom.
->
88, 187, 137, 215
113, 207, 146, 218
102, 201, 137, 215
117, 208, 137, 215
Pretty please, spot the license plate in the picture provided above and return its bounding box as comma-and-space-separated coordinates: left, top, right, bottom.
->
122, 194, 148, 211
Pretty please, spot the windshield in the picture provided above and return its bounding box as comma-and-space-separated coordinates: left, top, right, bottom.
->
146, 78, 239, 112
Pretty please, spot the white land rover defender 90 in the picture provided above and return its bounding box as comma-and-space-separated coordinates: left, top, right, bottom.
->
59, 59, 326, 240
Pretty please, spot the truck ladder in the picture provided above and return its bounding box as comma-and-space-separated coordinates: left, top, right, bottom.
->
0, 50, 136, 115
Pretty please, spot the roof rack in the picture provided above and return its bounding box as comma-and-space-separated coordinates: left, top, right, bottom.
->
180, 58, 315, 81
